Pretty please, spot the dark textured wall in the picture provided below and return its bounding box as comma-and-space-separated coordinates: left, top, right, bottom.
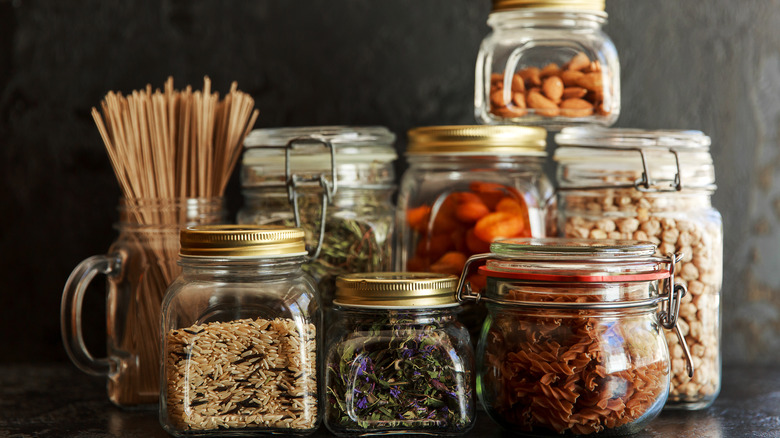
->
1, 0, 778, 365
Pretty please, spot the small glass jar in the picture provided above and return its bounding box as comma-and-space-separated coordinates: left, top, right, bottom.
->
475, 0, 620, 129
238, 126, 397, 317
160, 225, 320, 436
463, 238, 691, 436
554, 127, 722, 410
396, 125, 554, 341
324, 273, 475, 436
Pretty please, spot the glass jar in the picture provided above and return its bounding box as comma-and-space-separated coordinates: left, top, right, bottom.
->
462, 238, 691, 435
61, 197, 225, 408
324, 273, 475, 436
475, 0, 620, 129
396, 125, 554, 341
159, 225, 320, 436
238, 126, 397, 318
554, 127, 722, 410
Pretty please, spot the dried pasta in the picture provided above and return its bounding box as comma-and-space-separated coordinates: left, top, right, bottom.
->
481, 290, 669, 435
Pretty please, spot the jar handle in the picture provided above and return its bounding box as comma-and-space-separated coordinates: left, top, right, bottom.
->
662, 252, 695, 378
284, 136, 338, 261
61, 252, 123, 376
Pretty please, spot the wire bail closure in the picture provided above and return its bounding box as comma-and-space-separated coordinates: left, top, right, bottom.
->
557, 145, 718, 193
283, 136, 338, 261
455, 250, 694, 378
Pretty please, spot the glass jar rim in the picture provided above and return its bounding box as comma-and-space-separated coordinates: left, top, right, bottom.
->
482, 238, 670, 283
243, 126, 397, 164
179, 225, 307, 258
407, 125, 547, 157
554, 127, 715, 190
334, 272, 460, 309
492, 0, 605, 12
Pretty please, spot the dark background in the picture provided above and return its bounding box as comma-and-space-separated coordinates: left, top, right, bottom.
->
1, 0, 779, 366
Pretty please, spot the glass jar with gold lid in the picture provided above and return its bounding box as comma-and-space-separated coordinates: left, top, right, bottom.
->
395, 125, 554, 342
159, 225, 320, 436
475, 0, 620, 129
324, 272, 475, 436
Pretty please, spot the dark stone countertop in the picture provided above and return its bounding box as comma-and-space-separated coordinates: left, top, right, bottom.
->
1, 364, 779, 437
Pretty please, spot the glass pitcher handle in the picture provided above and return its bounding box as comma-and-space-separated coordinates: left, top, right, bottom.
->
60, 253, 123, 376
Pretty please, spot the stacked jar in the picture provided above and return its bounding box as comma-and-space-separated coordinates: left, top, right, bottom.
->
554, 127, 722, 409
474, 0, 620, 129
238, 126, 398, 316
395, 125, 554, 340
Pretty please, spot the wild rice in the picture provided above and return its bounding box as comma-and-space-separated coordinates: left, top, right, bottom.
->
164, 317, 317, 431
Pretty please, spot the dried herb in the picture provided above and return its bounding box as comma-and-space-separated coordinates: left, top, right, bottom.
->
263, 192, 391, 310
325, 311, 474, 433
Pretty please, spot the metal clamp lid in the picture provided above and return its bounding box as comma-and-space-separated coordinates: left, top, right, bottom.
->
456, 250, 694, 378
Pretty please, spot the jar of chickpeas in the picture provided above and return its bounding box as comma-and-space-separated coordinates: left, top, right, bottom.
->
554, 127, 722, 410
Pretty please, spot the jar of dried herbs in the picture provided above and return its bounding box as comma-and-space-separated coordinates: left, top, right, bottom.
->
461, 238, 692, 436
324, 272, 476, 436
160, 225, 320, 436
238, 126, 397, 320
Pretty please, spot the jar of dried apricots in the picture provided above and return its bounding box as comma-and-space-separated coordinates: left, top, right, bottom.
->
475, 0, 620, 129
459, 238, 692, 436
396, 125, 553, 341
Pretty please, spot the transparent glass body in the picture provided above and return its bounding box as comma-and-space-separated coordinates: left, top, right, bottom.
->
324, 307, 475, 436
554, 128, 722, 409
238, 127, 397, 319
396, 154, 554, 342
61, 198, 225, 408
478, 278, 671, 436
475, 9, 620, 129
159, 255, 321, 436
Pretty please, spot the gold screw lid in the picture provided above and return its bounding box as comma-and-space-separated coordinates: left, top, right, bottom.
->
334, 272, 459, 309
492, 0, 605, 12
406, 125, 547, 156
180, 225, 307, 258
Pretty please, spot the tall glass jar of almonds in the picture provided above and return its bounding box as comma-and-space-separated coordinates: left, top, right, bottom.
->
554, 127, 722, 410
475, 0, 620, 129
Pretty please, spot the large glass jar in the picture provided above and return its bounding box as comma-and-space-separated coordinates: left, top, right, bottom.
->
61, 197, 225, 408
475, 0, 620, 129
396, 125, 554, 341
238, 126, 397, 317
160, 225, 320, 436
554, 127, 722, 410
463, 238, 691, 435
324, 273, 475, 436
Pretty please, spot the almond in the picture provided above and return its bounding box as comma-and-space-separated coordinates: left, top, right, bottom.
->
568, 52, 590, 71
490, 89, 510, 108
540, 62, 561, 78
518, 67, 542, 87
560, 98, 594, 117
494, 105, 527, 118
526, 90, 560, 117
560, 70, 584, 87
562, 87, 588, 100
511, 73, 526, 93
512, 92, 527, 109
490, 73, 504, 87
542, 76, 564, 103
576, 72, 603, 92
